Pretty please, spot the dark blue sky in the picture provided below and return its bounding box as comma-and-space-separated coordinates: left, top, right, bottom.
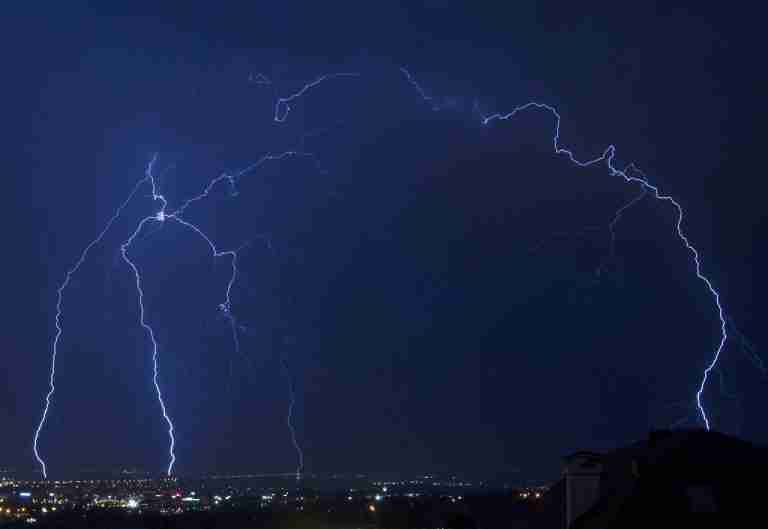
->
2, 2, 765, 481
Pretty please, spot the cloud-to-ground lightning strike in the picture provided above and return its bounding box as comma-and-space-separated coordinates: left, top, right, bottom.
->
119, 158, 177, 477
35, 145, 320, 477
400, 68, 728, 430
33, 159, 160, 479
280, 353, 304, 481
35, 71, 373, 478
273, 72, 360, 123
118, 150, 324, 476
120, 216, 177, 476
483, 106, 726, 430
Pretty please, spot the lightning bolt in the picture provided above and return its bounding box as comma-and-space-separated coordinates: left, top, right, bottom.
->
169, 150, 321, 368
400, 67, 441, 111
483, 106, 727, 430
120, 215, 176, 476
35, 143, 324, 476
273, 72, 360, 122
597, 170, 648, 278
528, 165, 646, 268
33, 159, 157, 479
726, 316, 763, 375
280, 352, 304, 481
125, 149, 324, 476
35, 71, 353, 477
118, 157, 177, 476
122, 150, 321, 476
119, 155, 277, 477
402, 68, 727, 430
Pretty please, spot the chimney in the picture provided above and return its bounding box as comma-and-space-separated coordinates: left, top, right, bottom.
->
563, 451, 603, 528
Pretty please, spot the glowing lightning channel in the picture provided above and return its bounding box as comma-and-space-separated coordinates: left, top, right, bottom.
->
118, 154, 249, 477
120, 216, 176, 476
528, 164, 646, 265
118, 158, 178, 476
597, 173, 648, 277
35, 76, 363, 477
485, 106, 727, 430
168, 149, 322, 358
168, 150, 317, 478
164, 214, 240, 329
401, 68, 727, 430
117, 148, 320, 476
33, 158, 157, 479
273, 72, 360, 123
608, 180, 648, 262
400, 67, 441, 111
726, 316, 764, 376
172, 151, 319, 217
36, 147, 301, 477
280, 353, 304, 481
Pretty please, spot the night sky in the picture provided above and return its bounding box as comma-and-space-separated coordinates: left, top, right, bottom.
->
2, 2, 765, 481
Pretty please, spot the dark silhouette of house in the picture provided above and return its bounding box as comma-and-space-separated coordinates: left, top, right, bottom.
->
567, 429, 768, 528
